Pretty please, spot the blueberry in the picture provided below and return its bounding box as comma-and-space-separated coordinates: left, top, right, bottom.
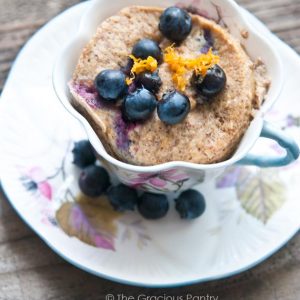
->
72, 140, 96, 169
95, 69, 127, 102
194, 65, 226, 99
157, 90, 190, 125
159, 7, 192, 43
132, 39, 163, 63
175, 190, 206, 219
138, 193, 169, 220
122, 88, 157, 121
107, 184, 138, 211
137, 71, 162, 94
79, 165, 110, 197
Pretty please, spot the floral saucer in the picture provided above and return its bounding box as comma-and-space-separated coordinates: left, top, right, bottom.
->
0, 2, 300, 287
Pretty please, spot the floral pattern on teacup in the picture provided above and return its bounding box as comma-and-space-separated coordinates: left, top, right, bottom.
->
120, 169, 190, 193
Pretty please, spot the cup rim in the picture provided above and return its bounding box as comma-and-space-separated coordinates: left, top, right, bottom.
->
52, 0, 283, 172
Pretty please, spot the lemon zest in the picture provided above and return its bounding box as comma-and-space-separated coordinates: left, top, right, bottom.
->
164, 45, 220, 91
126, 55, 158, 85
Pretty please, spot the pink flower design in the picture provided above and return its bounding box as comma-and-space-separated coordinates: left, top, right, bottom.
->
38, 182, 52, 200
21, 167, 52, 200
129, 169, 189, 189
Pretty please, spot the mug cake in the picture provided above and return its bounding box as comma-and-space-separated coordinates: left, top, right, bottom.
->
69, 5, 270, 166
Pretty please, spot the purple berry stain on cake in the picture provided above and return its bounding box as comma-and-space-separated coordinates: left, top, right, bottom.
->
72, 83, 103, 109
114, 113, 138, 151
201, 29, 214, 54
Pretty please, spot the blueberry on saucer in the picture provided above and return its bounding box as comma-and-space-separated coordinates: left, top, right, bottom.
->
175, 189, 206, 219
138, 193, 169, 219
72, 140, 96, 169
107, 184, 138, 211
79, 165, 110, 197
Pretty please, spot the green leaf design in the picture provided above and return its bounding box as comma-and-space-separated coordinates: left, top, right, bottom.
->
236, 168, 286, 223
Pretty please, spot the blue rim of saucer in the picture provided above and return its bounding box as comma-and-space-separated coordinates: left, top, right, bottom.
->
0, 1, 299, 288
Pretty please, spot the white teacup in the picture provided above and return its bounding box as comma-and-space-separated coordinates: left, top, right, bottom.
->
53, 0, 299, 193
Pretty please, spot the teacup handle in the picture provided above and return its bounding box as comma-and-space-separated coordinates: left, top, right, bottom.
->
238, 121, 299, 167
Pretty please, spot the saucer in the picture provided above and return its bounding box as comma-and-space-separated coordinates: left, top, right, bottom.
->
0, 1, 300, 287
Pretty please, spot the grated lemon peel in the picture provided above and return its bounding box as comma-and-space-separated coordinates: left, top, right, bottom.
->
126, 55, 158, 85
164, 45, 220, 91
126, 46, 219, 91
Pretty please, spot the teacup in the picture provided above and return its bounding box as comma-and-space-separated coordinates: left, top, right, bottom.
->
53, 0, 299, 193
